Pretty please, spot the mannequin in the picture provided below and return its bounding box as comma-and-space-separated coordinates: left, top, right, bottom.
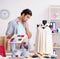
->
41, 20, 48, 29
35, 20, 53, 55
42, 20, 47, 25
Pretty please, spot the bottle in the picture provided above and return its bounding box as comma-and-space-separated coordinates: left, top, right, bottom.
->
53, 50, 56, 55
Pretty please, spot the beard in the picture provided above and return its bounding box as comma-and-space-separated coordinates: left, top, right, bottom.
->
22, 19, 26, 22
22, 16, 27, 22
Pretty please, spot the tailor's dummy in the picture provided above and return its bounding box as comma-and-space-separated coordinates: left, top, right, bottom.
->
35, 20, 53, 55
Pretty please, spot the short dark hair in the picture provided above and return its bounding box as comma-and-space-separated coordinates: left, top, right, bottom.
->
21, 9, 32, 16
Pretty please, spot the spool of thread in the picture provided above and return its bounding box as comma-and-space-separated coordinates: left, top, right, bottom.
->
56, 28, 60, 33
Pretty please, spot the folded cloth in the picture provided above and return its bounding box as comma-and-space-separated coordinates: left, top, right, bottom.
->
0, 46, 6, 57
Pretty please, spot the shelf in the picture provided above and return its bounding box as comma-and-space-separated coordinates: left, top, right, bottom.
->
53, 47, 60, 49
52, 32, 60, 34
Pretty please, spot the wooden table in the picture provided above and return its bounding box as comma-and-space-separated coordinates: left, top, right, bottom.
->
0, 56, 54, 59
0, 57, 40, 59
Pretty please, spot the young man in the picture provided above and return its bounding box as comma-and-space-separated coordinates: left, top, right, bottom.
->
6, 9, 32, 57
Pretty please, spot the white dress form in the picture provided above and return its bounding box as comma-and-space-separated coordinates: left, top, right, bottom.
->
35, 24, 53, 55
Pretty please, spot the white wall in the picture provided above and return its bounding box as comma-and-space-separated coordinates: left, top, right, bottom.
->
0, 0, 60, 49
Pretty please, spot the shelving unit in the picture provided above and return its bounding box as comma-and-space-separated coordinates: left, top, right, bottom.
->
49, 5, 60, 59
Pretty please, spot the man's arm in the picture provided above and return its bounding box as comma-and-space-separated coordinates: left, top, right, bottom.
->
23, 22, 32, 39
6, 22, 13, 39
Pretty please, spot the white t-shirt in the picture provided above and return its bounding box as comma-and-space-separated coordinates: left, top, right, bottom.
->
17, 22, 26, 35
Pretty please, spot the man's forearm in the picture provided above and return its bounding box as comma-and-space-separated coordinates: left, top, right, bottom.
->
26, 27, 32, 39
23, 22, 32, 39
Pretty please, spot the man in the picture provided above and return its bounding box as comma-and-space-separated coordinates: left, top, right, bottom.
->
6, 9, 32, 57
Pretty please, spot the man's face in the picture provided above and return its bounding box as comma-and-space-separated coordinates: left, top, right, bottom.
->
22, 14, 31, 22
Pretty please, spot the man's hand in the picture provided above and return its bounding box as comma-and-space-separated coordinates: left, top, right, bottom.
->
23, 22, 32, 39
23, 22, 28, 29
7, 35, 12, 39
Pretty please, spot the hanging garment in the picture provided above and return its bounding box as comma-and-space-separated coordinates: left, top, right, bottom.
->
35, 24, 53, 55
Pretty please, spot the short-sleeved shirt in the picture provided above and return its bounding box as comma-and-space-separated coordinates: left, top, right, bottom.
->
6, 17, 26, 36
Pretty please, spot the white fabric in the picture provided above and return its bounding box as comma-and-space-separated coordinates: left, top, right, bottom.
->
35, 24, 53, 55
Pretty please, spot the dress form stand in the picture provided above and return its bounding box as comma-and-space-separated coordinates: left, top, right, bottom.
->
35, 20, 53, 55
